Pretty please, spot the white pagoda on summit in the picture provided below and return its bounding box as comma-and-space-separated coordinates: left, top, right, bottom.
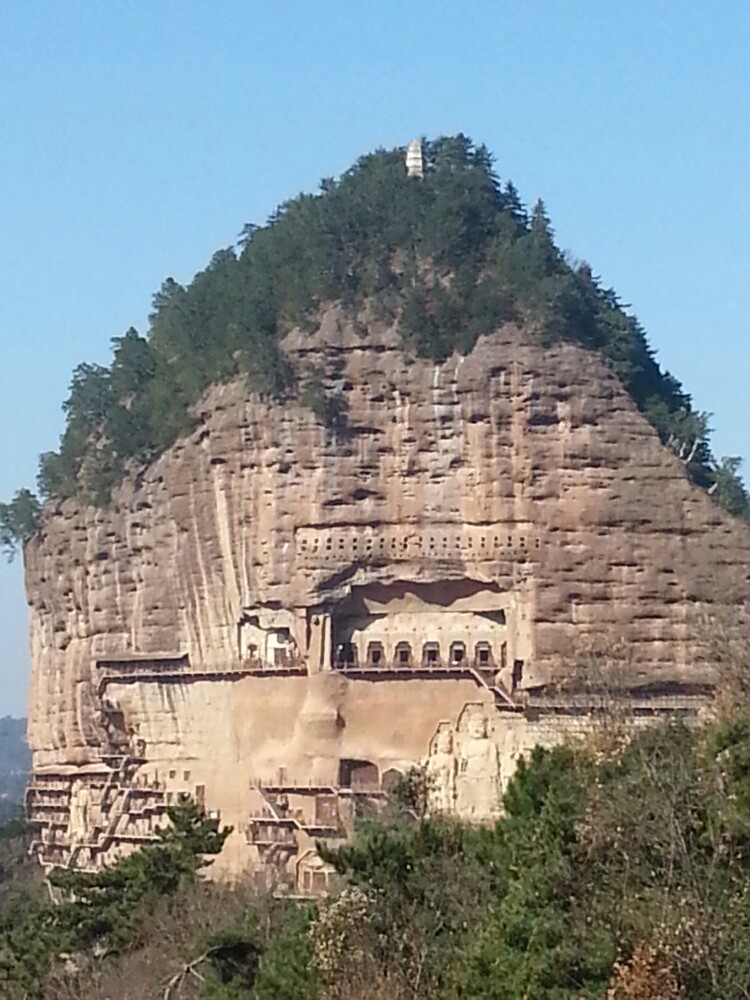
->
405, 139, 424, 179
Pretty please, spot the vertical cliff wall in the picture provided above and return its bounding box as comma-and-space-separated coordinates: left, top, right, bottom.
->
22, 316, 750, 880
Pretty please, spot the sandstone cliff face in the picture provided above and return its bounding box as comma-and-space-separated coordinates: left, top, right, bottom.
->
25, 314, 750, 769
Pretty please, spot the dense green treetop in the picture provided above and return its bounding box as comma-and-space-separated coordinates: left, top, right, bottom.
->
2, 134, 748, 550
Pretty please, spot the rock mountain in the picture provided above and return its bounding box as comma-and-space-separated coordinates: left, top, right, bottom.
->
20, 137, 750, 890
24, 312, 750, 886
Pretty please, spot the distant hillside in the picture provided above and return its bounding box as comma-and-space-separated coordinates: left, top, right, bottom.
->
0, 717, 29, 822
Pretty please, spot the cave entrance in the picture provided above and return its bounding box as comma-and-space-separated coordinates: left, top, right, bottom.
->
338, 759, 379, 790
449, 641, 466, 665
394, 641, 412, 667
421, 642, 441, 667
366, 641, 385, 667
474, 641, 494, 669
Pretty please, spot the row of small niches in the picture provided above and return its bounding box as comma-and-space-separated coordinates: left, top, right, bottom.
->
297, 532, 539, 555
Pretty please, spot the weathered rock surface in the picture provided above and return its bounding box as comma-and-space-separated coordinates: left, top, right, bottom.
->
23, 314, 750, 881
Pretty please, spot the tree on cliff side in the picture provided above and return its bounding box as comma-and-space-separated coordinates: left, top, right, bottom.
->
711, 457, 750, 517
0, 489, 40, 560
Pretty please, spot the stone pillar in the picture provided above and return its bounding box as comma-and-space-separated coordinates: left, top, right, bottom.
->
307, 611, 332, 673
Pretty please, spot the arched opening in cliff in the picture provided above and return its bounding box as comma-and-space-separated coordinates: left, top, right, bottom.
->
366, 641, 385, 666
422, 642, 441, 667
238, 610, 300, 668
449, 641, 466, 665
474, 641, 494, 669
338, 759, 379, 790
394, 641, 412, 667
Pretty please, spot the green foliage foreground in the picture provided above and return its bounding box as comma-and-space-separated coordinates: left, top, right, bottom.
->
2, 135, 748, 553
6, 716, 750, 998
0, 799, 231, 998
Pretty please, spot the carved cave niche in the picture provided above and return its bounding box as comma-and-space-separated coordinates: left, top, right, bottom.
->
270, 628, 296, 667
474, 641, 494, 670
366, 641, 385, 667
289, 839, 339, 894
394, 641, 412, 668
238, 614, 261, 663
239, 611, 300, 667
308, 870, 329, 894
297, 852, 334, 896
449, 641, 466, 666
421, 642, 441, 667
338, 759, 379, 791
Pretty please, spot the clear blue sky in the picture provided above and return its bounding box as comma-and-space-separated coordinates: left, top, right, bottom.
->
0, 1, 748, 717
